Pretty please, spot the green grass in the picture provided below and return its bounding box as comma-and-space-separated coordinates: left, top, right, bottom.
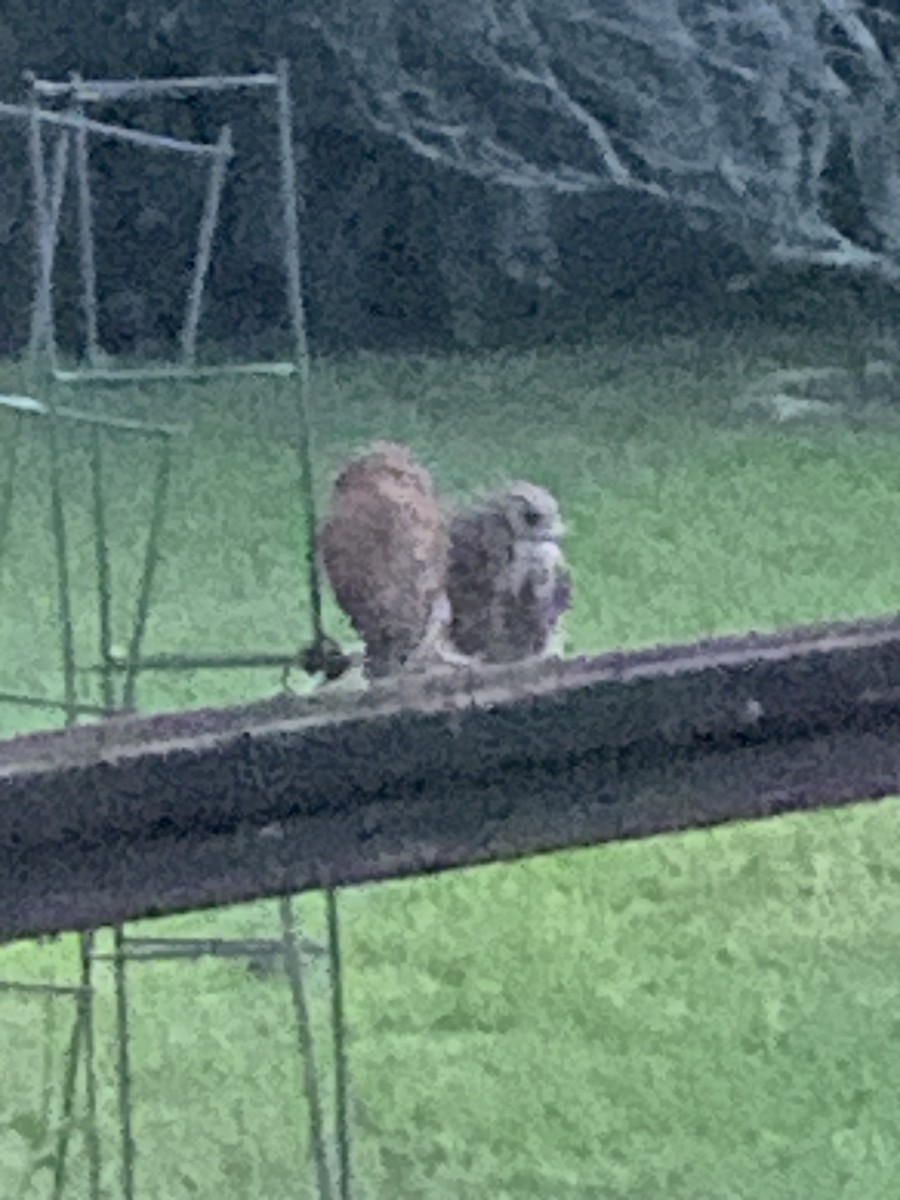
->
3, 327, 900, 1197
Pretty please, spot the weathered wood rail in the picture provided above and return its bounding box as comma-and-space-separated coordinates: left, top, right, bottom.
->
3, 612, 900, 943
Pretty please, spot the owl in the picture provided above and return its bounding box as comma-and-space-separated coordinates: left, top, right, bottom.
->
446, 481, 572, 664
318, 441, 458, 680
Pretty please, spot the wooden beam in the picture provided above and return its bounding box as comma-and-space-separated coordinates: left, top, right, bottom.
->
3, 612, 900, 943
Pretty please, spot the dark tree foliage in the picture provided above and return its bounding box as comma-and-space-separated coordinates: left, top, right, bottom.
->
0, 2, 896, 358
0, 1, 459, 355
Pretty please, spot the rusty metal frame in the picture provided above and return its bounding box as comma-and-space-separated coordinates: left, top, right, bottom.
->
2, 611, 900, 944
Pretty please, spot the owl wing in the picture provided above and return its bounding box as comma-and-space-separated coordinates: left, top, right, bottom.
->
552, 560, 572, 623
500, 547, 572, 659
446, 506, 513, 657
319, 469, 444, 670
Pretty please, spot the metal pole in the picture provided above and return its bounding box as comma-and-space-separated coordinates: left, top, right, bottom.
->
0, 100, 230, 156
80, 649, 304, 675
180, 125, 231, 366
114, 925, 137, 1200
279, 896, 335, 1200
275, 59, 325, 653
26, 77, 49, 373
89, 425, 116, 712
42, 328, 101, 1200
122, 436, 173, 712
0, 411, 22, 593
43, 129, 71, 370
44, 388, 79, 725
0, 690, 110, 716
79, 931, 102, 1200
33, 72, 281, 101
26, 75, 69, 375
326, 889, 352, 1200
47, 128, 71, 266
37, 985, 58, 1137
54, 360, 296, 385
71, 73, 101, 366
49, 1002, 85, 1200
275, 62, 309, 368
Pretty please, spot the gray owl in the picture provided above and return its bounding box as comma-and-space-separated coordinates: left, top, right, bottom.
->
446, 481, 572, 664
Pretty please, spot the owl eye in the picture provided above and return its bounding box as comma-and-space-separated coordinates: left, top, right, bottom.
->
522, 508, 541, 528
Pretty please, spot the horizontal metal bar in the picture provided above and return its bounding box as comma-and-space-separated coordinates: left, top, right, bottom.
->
0, 979, 87, 997
0, 394, 52, 415
3, 612, 900, 942
0, 393, 188, 437
33, 74, 279, 101
79, 651, 302, 675
122, 935, 282, 953
0, 100, 34, 125
91, 934, 325, 962
0, 101, 229, 157
0, 690, 110, 718
53, 361, 298, 386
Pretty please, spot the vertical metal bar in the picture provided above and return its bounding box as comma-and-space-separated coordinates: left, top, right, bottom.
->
326, 889, 352, 1200
122, 435, 173, 712
37, 982, 58, 1138
26, 77, 50, 373
83, 433, 107, 1200
44, 391, 79, 724
113, 925, 136, 1200
79, 932, 102, 1200
89, 425, 116, 712
47, 129, 71, 263
180, 125, 231, 366
27, 91, 95, 1183
275, 59, 325, 652
27, 77, 69, 376
46, 127, 72, 367
71, 74, 101, 367
82, 417, 107, 1200
0, 411, 22, 593
279, 896, 334, 1200
49, 1000, 85, 1200
17, 980, 58, 1197
45, 364, 94, 1200
275, 62, 310, 368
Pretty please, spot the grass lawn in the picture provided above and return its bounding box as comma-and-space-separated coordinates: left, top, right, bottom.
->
2, 325, 900, 1197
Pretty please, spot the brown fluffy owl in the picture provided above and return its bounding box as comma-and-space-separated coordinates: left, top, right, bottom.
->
318, 441, 456, 680
446, 481, 572, 664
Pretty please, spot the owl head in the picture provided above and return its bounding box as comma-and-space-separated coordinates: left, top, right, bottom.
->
332, 441, 431, 494
495, 481, 565, 543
